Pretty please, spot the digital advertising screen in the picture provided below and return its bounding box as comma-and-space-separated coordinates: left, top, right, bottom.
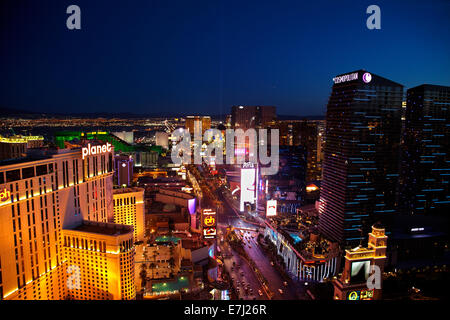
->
266, 200, 277, 217
240, 167, 256, 211
350, 260, 371, 284
202, 209, 217, 239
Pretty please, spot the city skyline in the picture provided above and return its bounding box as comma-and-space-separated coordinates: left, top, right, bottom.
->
0, 0, 449, 306
1, 0, 450, 116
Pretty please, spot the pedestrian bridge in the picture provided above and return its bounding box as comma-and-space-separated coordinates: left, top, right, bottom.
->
218, 223, 257, 232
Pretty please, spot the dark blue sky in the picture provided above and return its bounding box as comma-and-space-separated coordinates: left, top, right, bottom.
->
1, 0, 449, 116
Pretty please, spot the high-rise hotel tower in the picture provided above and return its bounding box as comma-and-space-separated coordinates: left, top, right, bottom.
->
0, 144, 135, 300
398, 84, 450, 217
319, 70, 403, 246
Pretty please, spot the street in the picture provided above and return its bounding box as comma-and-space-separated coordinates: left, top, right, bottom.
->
217, 187, 308, 300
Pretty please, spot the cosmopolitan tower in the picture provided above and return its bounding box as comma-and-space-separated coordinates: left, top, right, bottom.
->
318, 70, 403, 246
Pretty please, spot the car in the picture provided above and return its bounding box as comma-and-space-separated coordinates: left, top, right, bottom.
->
258, 290, 263, 296
278, 289, 284, 294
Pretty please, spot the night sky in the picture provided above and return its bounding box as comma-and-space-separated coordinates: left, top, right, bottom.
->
1, 0, 449, 116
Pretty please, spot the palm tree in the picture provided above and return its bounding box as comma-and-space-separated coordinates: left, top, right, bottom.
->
139, 264, 147, 290
168, 257, 175, 277
149, 262, 156, 279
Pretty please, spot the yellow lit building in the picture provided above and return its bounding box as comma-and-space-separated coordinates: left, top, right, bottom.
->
0, 143, 134, 300
0, 135, 44, 161
113, 187, 145, 242
0, 137, 27, 161
63, 221, 135, 300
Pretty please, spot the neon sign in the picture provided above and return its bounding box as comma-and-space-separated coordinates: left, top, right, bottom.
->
202, 209, 217, 239
203, 214, 216, 227
362, 72, 372, 83
0, 189, 11, 202
203, 227, 217, 238
82, 143, 112, 159
333, 72, 358, 84
347, 289, 374, 300
306, 184, 319, 192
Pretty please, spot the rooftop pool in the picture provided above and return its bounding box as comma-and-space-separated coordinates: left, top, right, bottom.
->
289, 233, 302, 244
155, 235, 181, 244
151, 276, 189, 294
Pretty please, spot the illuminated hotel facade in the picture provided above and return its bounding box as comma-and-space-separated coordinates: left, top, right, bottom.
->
0, 144, 135, 300
263, 221, 340, 283
113, 187, 145, 242
319, 70, 403, 245
231, 105, 276, 130
333, 224, 387, 300
63, 221, 135, 300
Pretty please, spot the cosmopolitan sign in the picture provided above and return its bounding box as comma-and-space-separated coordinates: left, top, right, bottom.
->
82, 143, 112, 159
333, 72, 358, 84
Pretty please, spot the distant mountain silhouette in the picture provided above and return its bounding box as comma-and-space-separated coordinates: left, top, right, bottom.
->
0, 106, 324, 120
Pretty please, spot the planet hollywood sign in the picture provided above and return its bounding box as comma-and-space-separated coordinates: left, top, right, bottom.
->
332, 72, 372, 84
82, 142, 112, 159
202, 209, 217, 239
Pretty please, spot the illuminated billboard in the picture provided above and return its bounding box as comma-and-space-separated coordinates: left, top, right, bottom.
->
266, 200, 277, 217
347, 289, 374, 300
240, 166, 256, 212
306, 183, 319, 192
350, 260, 371, 284
202, 209, 217, 239
188, 198, 196, 215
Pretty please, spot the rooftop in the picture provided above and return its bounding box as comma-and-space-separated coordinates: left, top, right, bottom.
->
70, 220, 133, 236
113, 186, 144, 194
